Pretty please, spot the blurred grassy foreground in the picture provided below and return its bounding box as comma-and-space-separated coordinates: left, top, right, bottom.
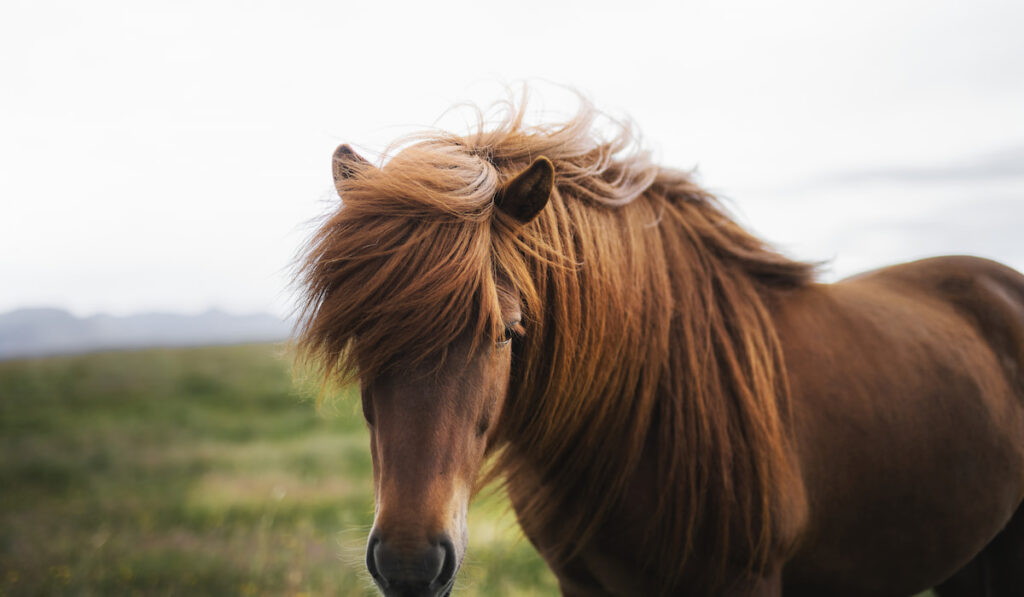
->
0, 344, 557, 596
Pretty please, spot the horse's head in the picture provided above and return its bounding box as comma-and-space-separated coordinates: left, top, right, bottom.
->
360, 293, 520, 596
326, 145, 553, 597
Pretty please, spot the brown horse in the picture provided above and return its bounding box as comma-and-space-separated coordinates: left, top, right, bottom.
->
295, 99, 1024, 596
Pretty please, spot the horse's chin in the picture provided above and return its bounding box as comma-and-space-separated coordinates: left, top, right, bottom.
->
378, 578, 456, 597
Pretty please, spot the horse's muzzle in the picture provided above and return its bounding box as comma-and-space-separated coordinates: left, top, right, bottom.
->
366, 532, 457, 597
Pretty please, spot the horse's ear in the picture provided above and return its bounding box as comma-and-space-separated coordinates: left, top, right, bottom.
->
332, 144, 373, 187
495, 156, 554, 223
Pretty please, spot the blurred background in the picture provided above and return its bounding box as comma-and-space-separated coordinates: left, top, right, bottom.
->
1, 0, 1021, 595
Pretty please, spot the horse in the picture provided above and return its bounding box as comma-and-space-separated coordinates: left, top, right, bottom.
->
294, 98, 1024, 596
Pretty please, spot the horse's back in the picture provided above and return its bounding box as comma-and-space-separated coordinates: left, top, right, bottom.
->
856, 255, 1024, 395
776, 255, 1024, 596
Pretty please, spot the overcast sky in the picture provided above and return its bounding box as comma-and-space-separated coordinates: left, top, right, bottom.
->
2, 0, 1022, 318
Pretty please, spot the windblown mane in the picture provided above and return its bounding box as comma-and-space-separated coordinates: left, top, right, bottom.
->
295, 96, 815, 591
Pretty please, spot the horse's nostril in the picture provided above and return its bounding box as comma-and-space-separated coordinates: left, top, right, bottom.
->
366, 534, 383, 585
436, 536, 457, 587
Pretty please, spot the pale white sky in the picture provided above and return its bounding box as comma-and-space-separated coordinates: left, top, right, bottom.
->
1, 0, 1022, 318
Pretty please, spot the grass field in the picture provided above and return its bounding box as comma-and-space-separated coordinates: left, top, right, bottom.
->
0, 344, 558, 596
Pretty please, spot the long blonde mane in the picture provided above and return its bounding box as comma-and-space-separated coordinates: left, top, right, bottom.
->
296, 94, 814, 590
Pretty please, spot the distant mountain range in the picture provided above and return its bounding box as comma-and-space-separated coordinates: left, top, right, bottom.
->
0, 308, 292, 360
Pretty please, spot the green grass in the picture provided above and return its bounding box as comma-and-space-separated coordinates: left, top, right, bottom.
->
0, 344, 557, 596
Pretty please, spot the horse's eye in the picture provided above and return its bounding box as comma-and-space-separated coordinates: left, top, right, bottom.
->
497, 322, 520, 347
497, 327, 514, 347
